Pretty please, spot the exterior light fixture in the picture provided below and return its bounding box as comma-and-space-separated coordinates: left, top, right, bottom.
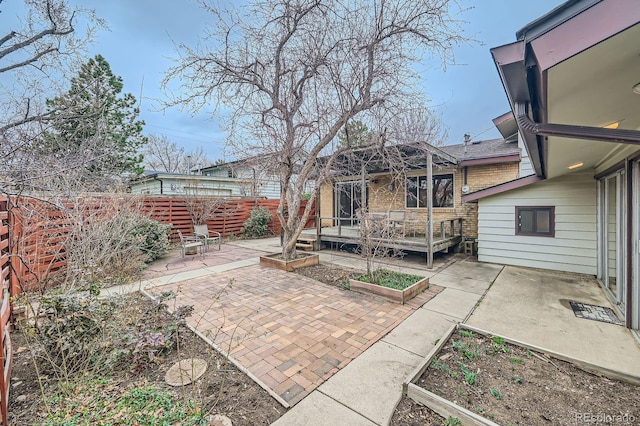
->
633, 82, 640, 95
603, 121, 620, 129
568, 162, 584, 170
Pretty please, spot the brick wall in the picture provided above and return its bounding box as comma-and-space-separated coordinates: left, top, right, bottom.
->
320, 162, 519, 238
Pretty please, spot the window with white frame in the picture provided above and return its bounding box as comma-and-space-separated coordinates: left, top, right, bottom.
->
406, 174, 454, 208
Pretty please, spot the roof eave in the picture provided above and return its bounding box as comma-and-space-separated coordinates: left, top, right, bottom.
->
462, 175, 543, 203
491, 41, 544, 178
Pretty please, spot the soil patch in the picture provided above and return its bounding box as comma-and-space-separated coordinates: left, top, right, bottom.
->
9, 294, 286, 425
293, 263, 363, 289
391, 329, 640, 425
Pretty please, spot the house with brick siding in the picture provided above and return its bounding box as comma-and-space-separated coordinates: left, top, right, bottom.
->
318, 133, 524, 243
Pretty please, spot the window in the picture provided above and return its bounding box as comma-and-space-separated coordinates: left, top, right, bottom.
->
406, 174, 454, 208
515, 206, 555, 237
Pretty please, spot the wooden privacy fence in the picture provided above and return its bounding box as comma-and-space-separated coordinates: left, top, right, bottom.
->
9, 195, 315, 293
0, 197, 12, 426
140, 197, 315, 240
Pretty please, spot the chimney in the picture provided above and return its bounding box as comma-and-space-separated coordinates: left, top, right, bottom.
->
463, 133, 471, 153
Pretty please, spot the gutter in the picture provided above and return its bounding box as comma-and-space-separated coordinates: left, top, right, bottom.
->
515, 103, 640, 145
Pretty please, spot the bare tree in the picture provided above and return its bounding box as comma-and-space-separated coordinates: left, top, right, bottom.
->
0, 0, 104, 194
164, 0, 467, 260
142, 134, 211, 174
182, 180, 228, 226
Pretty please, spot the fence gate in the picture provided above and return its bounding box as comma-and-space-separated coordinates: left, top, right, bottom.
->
0, 196, 12, 425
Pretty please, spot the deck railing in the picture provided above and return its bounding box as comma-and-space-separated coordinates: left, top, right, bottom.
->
316, 215, 463, 242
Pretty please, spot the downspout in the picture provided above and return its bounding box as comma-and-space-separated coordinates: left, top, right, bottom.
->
152, 175, 163, 195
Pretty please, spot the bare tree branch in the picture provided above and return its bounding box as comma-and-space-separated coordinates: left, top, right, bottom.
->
163, 0, 468, 260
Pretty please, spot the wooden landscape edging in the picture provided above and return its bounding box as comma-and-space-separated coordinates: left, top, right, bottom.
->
400, 322, 499, 426
406, 384, 501, 426
402, 322, 457, 392
400, 321, 640, 426
349, 276, 429, 304
458, 323, 640, 387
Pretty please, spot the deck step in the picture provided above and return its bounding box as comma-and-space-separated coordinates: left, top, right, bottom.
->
296, 242, 314, 251
296, 235, 317, 251
297, 237, 317, 243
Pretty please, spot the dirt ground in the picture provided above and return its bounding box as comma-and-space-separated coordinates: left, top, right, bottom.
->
8, 296, 286, 425
293, 263, 363, 289
391, 329, 640, 425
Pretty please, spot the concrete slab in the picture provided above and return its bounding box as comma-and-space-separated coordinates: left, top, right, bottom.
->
428, 273, 490, 295
228, 237, 281, 252
467, 265, 640, 377
272, 391, 376, 426
318, 341, 422, 425
436, 260, 503, 283
203, 257, 259, 273
382, 308, 459, 357
422, 287, 482, 321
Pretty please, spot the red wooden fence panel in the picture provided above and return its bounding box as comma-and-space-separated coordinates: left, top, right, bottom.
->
0, 196, 12, 426
10, 195, 315, 291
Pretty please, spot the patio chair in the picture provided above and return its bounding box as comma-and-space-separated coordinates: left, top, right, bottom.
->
405, 210, 419, 237
387, 210, 406, 237
193, 224, 221, 252
177, 229, 204, 259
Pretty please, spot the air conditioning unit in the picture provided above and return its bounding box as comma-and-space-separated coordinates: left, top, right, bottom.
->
461, 185, 470, 194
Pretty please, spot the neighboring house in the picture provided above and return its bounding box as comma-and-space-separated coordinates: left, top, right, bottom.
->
199, 157, 316, 199
129, 171, 251, 196
199, 160, 281, 199
464, 0, 640, 331
319, 134, 523, 240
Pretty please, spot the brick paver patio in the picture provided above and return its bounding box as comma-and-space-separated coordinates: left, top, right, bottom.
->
152, 264, 442, 406
142, 244, 266, 279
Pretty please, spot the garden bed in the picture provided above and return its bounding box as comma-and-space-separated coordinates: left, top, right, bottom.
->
259, 252, 319, 271
391, 325, 640, 425
8, 293, 286, 425
350, 269, 429, 304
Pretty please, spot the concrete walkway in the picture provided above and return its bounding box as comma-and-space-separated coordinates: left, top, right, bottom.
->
271, 251, 502, 425
466, 265, 640, 378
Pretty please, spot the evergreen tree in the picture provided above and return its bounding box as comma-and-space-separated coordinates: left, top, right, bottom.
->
41, 55, 146, 187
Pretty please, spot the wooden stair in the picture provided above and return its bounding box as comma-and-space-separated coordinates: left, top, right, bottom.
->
296, 236, 317, 251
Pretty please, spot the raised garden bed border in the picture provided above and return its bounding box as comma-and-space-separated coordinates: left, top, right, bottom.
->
400, 323, 640, 426
349, 276, 429, 304
259, 252, 319, 272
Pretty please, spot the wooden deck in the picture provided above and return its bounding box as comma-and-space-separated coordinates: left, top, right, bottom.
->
301, 217, 463, 257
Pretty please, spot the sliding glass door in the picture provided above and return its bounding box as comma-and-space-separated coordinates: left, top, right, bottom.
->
335, 181, 366, 226
599, 170, 626, 314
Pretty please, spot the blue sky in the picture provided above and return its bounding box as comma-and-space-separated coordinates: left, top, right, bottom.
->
1, 0, 562, 161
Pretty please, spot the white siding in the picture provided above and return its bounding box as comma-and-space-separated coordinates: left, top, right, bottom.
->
478, 172, 597, 274
517, 132, 534, 177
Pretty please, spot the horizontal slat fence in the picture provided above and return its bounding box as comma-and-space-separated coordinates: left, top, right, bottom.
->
0, 197, 12, 426
140, 197, 314, 240
9, 195, 314, 293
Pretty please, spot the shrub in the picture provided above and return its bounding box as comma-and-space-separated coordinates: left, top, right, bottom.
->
129, 216, 171, 262
38, 290, 122, 374
66, 213, 170, 287
242, 207, 273, 238
34, 291, 193, 375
